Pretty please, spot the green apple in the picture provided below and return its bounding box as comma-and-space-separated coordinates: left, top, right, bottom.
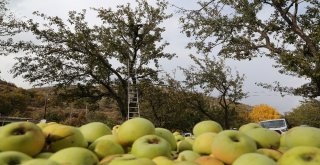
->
36, 122, 48, 129
155, 127, 177, 151
243, 127, 281, 149
194, 156, 224, 165
21, 158, 60, 165
184, 136, 195, 145
174, 134, 185, 142
79, 122, 112, 144
131, 134, 172, 159
43, 124, 87, 152
117, 117, 155, 147
174, 161, 200, 165
99, 154, 135, 165
0, 121, 45, 156
280, 126, 320, 148
238, 123, 262, 133
192, 120, 223, 137
0, 151, 32, 165
109, 158, 156, 165
88, 139, 124, 159
177, 139, 193, 153
173, 131, 181, 136
112, 125, 120, 135
211, 130, 257, 164
94, 134, 118, 143
278, 146, 320, 165
107, 155, 156, 165
152, 156, 175, 165
256, 148, 282, 161
176, 150, 200, 162
192, 132, 217, 155
49, 147, 99, 165
233, 153, 277, 165
35, 152, 53, 159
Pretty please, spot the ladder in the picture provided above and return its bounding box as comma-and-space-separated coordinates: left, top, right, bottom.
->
127, 63, 140, 120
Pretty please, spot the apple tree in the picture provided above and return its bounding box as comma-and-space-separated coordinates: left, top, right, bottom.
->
249, 104, 281, 123
7, 0, 174, 119
181, 54, 248, 129
0, 0, 22, 56
139, 77, 204, 131
179, 0, 320, 98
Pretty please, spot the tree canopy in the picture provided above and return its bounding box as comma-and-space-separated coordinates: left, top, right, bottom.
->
7, 0, 174, 119
0, 0, 21, 56
285, 99, 320, 127
181, 54, 248, 129
180, 0, 320, 98
249, 104, 281, 122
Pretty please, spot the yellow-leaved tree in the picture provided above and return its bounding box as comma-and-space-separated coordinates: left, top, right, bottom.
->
249, 104, 281, 123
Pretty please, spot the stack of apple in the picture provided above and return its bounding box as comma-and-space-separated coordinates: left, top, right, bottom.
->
0, 117, 320, 165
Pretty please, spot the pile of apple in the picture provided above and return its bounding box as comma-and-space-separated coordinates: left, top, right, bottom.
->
0, 117, 320, 165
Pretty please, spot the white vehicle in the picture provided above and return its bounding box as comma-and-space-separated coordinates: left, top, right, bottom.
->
259, 118, 289, 134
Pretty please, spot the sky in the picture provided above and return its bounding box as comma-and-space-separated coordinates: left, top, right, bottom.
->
1, 0, 309, 114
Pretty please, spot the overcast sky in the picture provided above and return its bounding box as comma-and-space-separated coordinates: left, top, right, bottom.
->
1, 0, 309, 113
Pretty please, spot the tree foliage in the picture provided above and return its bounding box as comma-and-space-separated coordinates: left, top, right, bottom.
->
139, 77, 203, 131
8, 0, 174, 119
285, 99, 320, 127
181, 54, 248, 129
249, 104, 281, 122
180, 0, 320, 98
0, 0, 21, 56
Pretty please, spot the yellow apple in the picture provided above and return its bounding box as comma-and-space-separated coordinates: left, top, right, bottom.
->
256, 148, 282, 161
35, 152, 53, 159
176, 150, 200, 162
107, 155, 156, 165
280, 126, 320, 148
49, 147, 99, 165
155, 127, 177, 151
239, 123, 262, 133
42, 124, 87, 152
174, 161, 200, 165
0, 151, 32, 165
21, 158, 60, 165
94, 134, 118, 143
177, 139, 193, 153
211, 130, 257, 164
243, 127, 281, 149
79, 122, 112, 144
193, 120, 223, 137
192, 132, 217, 155
117, 117, 155, 147
0, 121, 45, 156
152, 156, 175, 165
233, 153, 277, 165
99, 154, 135, 165
88, 139, 124, 159
175, 134, 185, 142
194, 156, 224, 165
278, 146, 320, 165
131, 135, 172, 159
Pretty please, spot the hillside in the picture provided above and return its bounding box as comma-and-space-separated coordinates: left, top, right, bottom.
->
0, 79, 253, 130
